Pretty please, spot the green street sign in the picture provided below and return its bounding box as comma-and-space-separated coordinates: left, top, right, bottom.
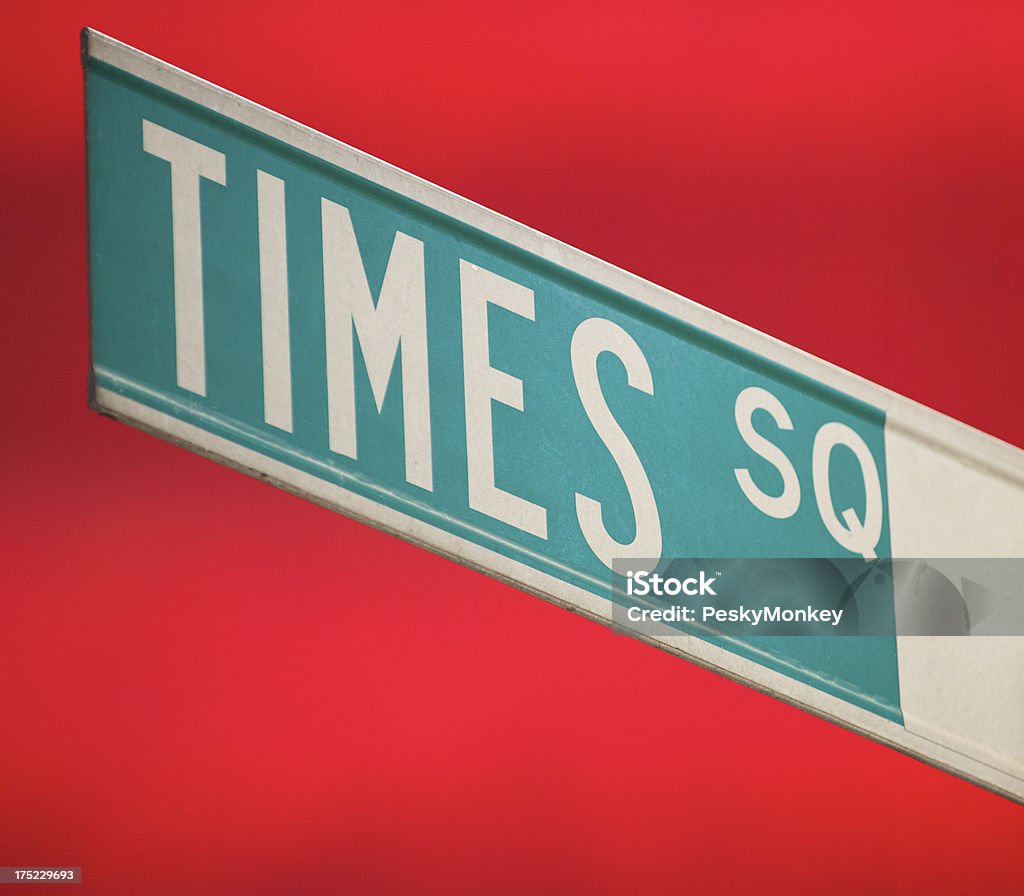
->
84, 30, 1024, 802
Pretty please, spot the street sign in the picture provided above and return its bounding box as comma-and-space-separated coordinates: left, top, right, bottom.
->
83, 30, 1024, 802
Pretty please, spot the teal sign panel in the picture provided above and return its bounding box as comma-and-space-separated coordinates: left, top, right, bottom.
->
85, 46, 901, 722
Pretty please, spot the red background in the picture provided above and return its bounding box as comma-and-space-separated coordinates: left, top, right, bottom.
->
3, 2, 1023, 893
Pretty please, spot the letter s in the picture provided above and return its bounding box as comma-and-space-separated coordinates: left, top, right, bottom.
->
733, 386, 801, 519
572, 318, 662, 570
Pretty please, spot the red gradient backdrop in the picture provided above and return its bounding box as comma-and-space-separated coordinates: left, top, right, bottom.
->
2, 3, 1023, 893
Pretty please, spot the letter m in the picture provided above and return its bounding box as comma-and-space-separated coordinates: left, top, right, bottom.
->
321, 199, 432, 490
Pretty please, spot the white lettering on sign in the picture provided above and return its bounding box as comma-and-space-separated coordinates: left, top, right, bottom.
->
140, 122, 888, 565
322, 199, 433, 491
256, 170, 293, 432
142, 120, 226, 396
571, 318, 661, 570
733, 386, 801, 519
733, 387, 883, 559
460, 261, 548, 539
813, 422, 883, 560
